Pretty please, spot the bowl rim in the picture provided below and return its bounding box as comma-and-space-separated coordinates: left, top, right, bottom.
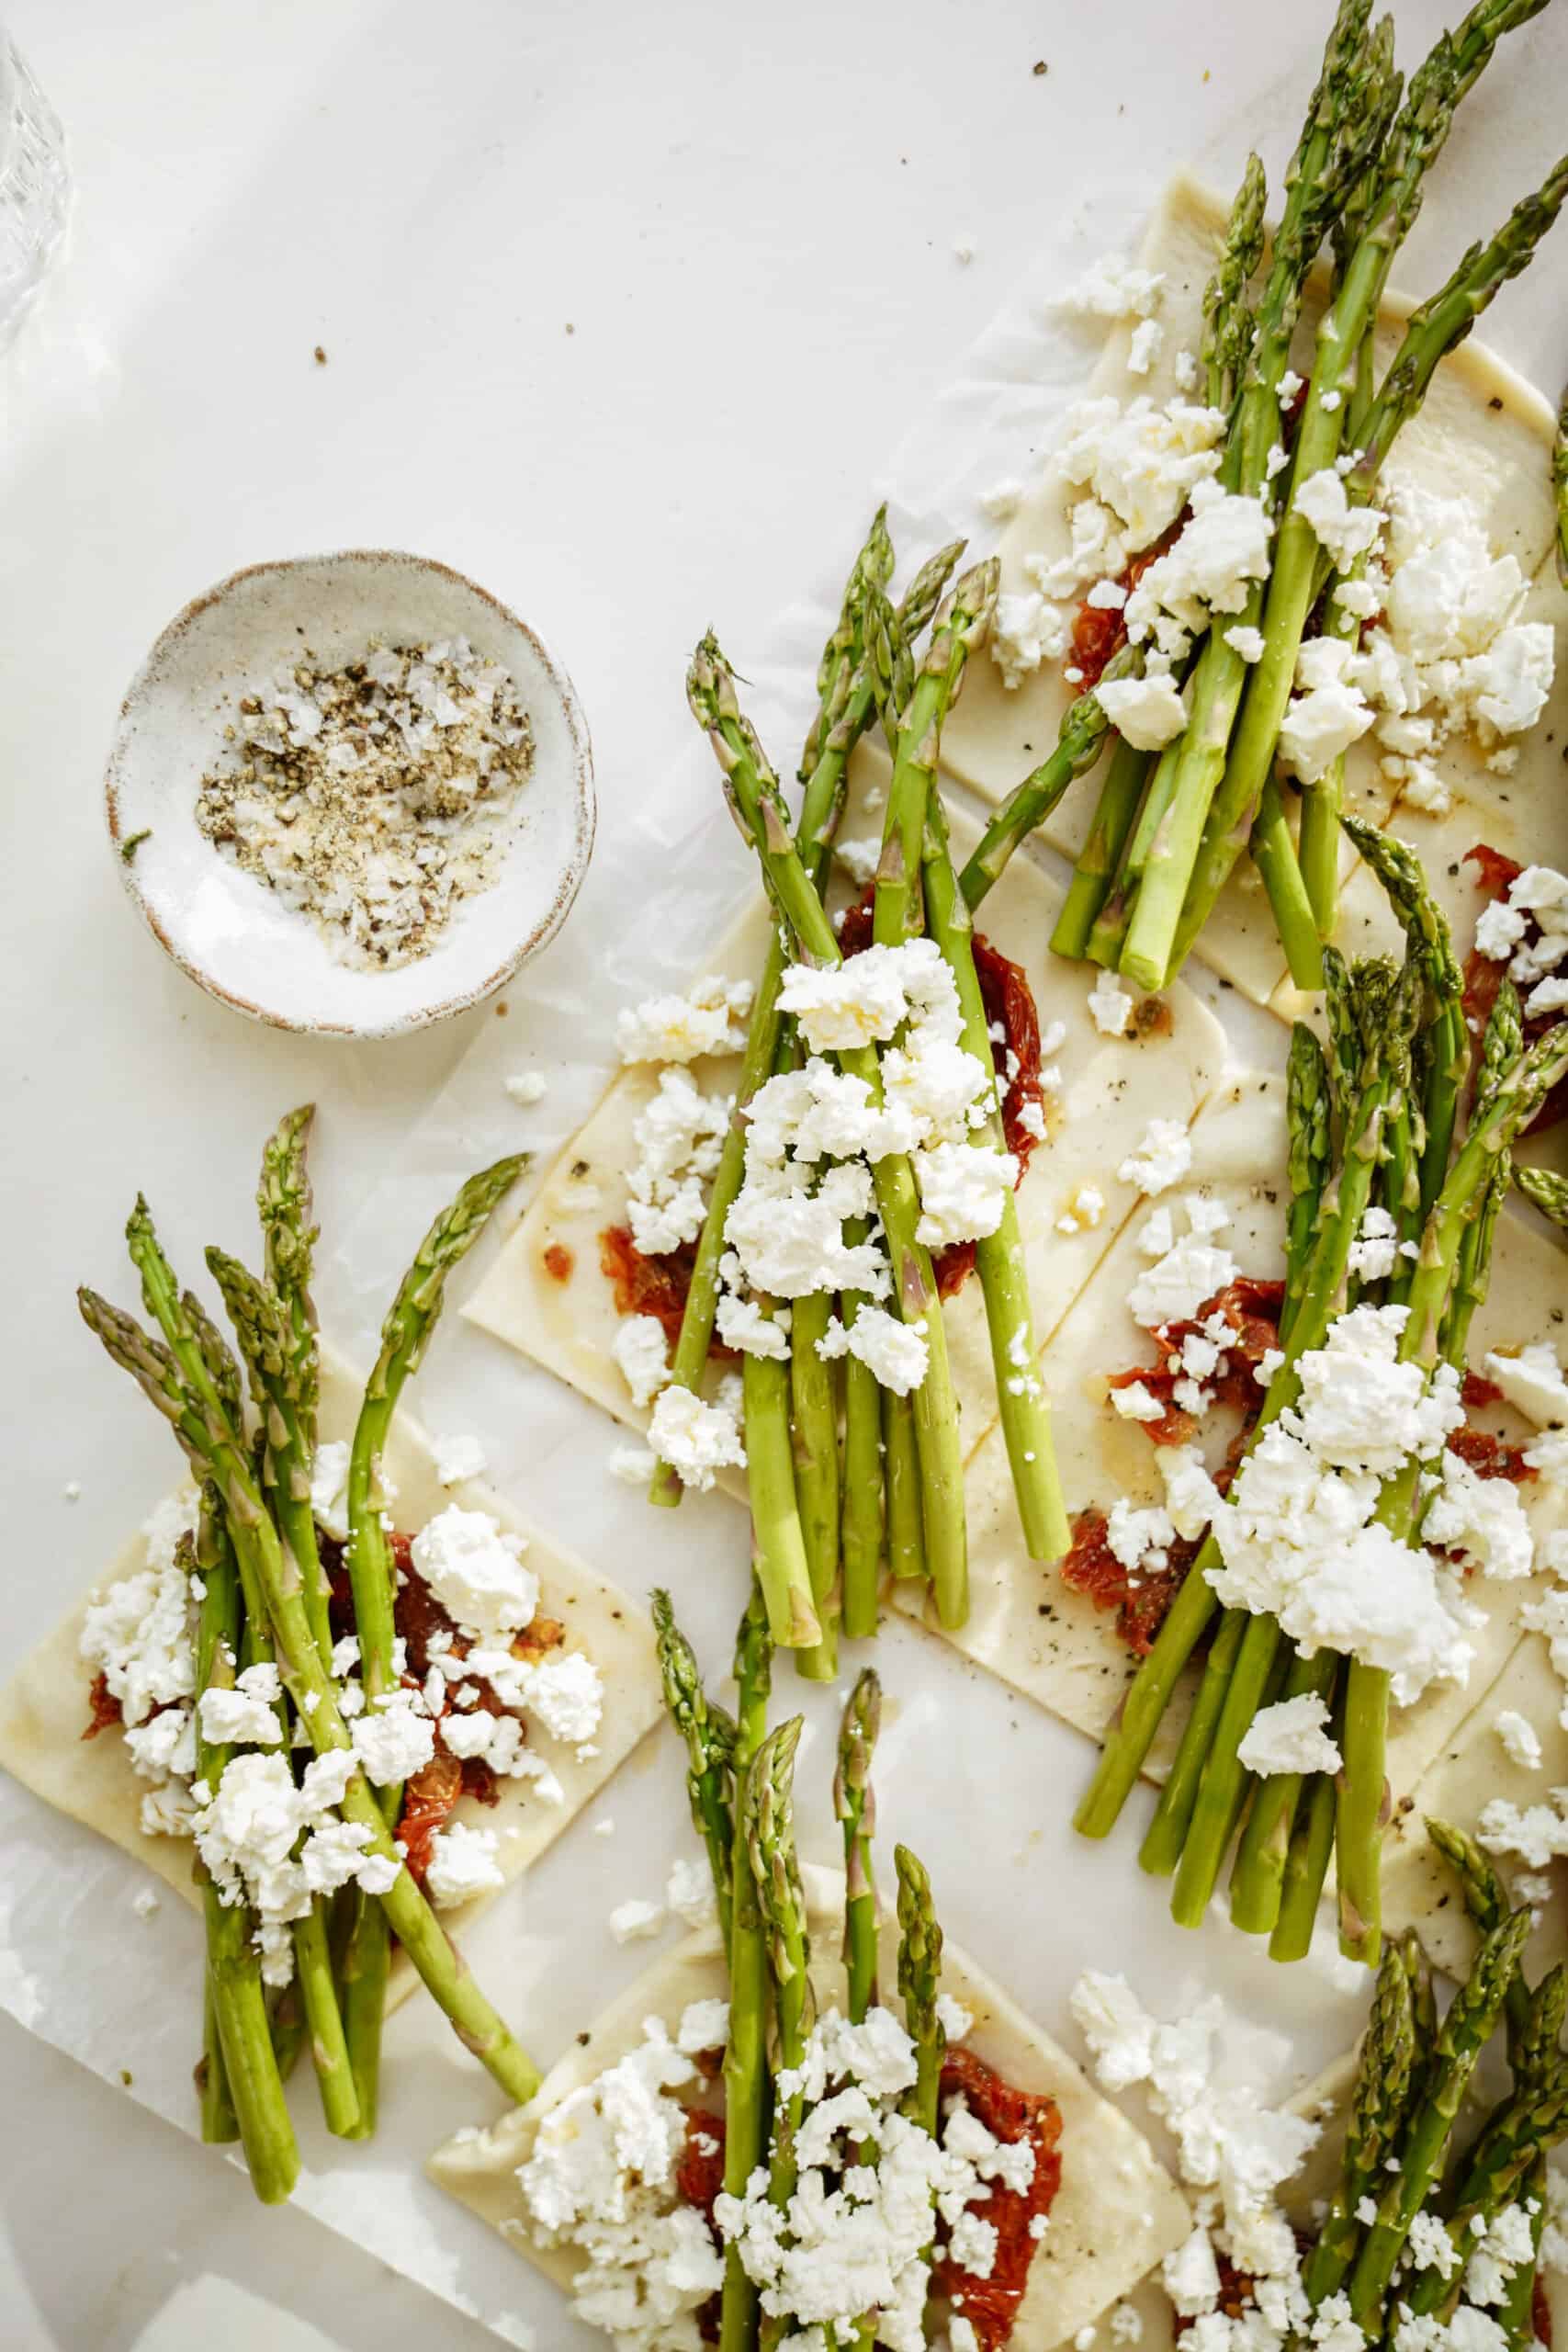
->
104, 546, 596, 1041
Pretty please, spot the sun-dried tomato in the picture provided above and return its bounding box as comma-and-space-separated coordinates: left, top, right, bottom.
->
82, 1670, 123, 1740
542, 1242, 574, 1283
1105, 1278, 1286, 1449
1174, 2252, 1259, 2335
677, 2105, 727, 2226
931, 2047, 1063, 2350
597, 1225, 733, 1360
1533, 2272, 1552, 2348
397, 1748, 465, 1884
1463, 845, 1568, 1134
1447, 1424, 1537, 1486
1067, 526, 1181, 692
1060, 1509, 1200, 1656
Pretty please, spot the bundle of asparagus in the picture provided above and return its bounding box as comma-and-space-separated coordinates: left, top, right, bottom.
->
1075, 831, 1568, 1965
78, 1109, 540, 2199
649, 1587, 1059, 2350
1052, 0, 1568, 996
1298, 1824, 1568, 2339
650, 510, 1139, 1670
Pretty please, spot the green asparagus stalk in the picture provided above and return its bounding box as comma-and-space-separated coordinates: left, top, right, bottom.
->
873, 559, 997, 947
1050, 738, 1156, 962
1347, 1905, 1533, 2327
1109, 966, 1401, 1865
923, 786, 1069, 1563
1114, 0, 1400, 992
1517, 1165, 1568, 1228
1444, 982, 1523, 1365
1267, 1689, 1345, 1962
1303, 1933, 1419, 2304
690, 637, 970, 1629
746, 1715, 814, 2227
789, 1283, 841, 1681
1227, 1647, 1340, 1934
836, 1670, 882, 2023
189, 1498, 299, 2200
1176, 6, 1558, 981
1426, 1815, 1533, 2052
1556, 379, 1568, 586
84, 1219, 542, 2113
1401, 2040, 1568, 2321
720, 1589, 773, 2352
651, 1589, 737, 1951
1203, 152, 1269, 413
895, 1845, 945, 2137
958, 647, 1140, 913
742, 1324, 823, 1649
839, 1317, 886, 1637
883, 1385, 925, 1581
650, 514, 957, 1510
1497, 2155, 1551, 2349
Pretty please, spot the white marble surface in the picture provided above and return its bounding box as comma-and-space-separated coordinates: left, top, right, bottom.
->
4, 1, 1565, 2345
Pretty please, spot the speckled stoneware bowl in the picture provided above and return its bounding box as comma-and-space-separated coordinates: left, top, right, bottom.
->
105, 549, 595, 1038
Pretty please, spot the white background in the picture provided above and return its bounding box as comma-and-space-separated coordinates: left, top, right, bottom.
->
4, 3, 1565, 2346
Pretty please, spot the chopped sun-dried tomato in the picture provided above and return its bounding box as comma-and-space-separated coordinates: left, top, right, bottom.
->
1463, 844, 1568, 1134
597, 1224, 734, 1360
1447, 1424, 1537, 1486
677, 2104, 727, 2226
397, 1748, 465, 1883
542, 1241, 574, 1283
931, 2046, 1063, 2351
1061, 1508, 1201, 1656
82, 1670, 123, 1740
1068, 526, 1180, 691
1105, 1278, 1286, 1449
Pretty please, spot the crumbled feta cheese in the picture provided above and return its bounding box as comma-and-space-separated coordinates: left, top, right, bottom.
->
1063, 254, 1167, 322
410, 1505, 538, 1638
991, 591, 1069, 688
1127, 1204, 1237, 1329
626, 1068, 732, 1257
1237, 1691, 1343, 1778
307, 1440, 353, 1541
1476, 1791, 1568, 1871
980, 477, 1026, 525
425, 1821, 505, 1907
1088, 967, 1135, 1037
1483, 1341, 1568, 1430
197, 1662, 285, 1749
715, 1280, 792, 1361
666, 1855, 718, 1931
1224, 624, 1265, 662
608, 1444, 658, 1487
503, 1071, 547, 1106
1118, 1116, 1193, 1196
616, 975, 754, 1064
1164, 2227, 1223, 2316
818, 1305, 929, 1396
614, 1315, 671, 1408
351, 1690, 437, 1786
1422, 1449, 1534, 1581
1097, 671, 1189, 750
1295, 469, 1385, 570
1348, 1204, 1401, 1283
433, 1432, 489, 1487
1280, 636, 1376, 785
1056, 392, 1226, 555
915, 1140, 1018, 1249
193, 1747, 392, 1986
1128, 317, 1164, 375
1112, 1381, 1167, 1424
609, 1897, 667, 1942
647, 1384, 746, 1494
1497, 1711, 1544, 1771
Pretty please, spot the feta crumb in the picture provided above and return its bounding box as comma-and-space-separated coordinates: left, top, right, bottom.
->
433, 1432, 489, 1487
1118, 1115, 1193, 1196
1237, 1691, 1343, 1777
647, 1384, 746, 1494
608, 1444, 658, 1486
410, 1505, 537, 1638
1097, 671, 1189, 751
1224, 624, 1265, 663
425, 1821, 505, 1908
980, 477, 1025, 525
1088, 967, 1135, 1037
818, 1304, 929, 1396
1497, 1711, 1543, 1771
616, 975, 754, 1064
503, 1071, 547, 1106
667, 1855, 718, 1931
1483, 1342, 1568, 1430
1063, 254, 1166, 322
613, 1315, 671, 1409
609, 1897, 667, 1943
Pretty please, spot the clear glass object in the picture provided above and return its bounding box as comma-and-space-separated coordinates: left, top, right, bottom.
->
0, 30, 68, 349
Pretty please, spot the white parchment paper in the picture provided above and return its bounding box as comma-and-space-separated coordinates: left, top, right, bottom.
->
0, 172, 1374, 2348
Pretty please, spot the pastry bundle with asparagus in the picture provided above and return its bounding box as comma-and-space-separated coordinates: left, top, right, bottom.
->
77, 1110, 541, 2199
1075, 830, 1568, 1966
1050, 0, 1568, 995
565, 1587, 1063, 2352
1293, 1822, 1567, 2344
644, 512, 1137, 1671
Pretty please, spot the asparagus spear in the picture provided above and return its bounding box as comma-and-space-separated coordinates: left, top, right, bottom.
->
720, 1589, 774, 2352
1203, 151, 1269, 413
1347, 1905, 1533, 2327
788, 1277, 842, 1681
1050, 737, 1156, 962
836, 1670, 882, 2023
1086, 945, 1401, 1844
895, 1844, 945, 2138
873, 559, 997, 947
690, 638, 970, 1628
1517, 1164, 1568, 1228
1427, 1815, 1533, 2052
1402, 2030, 1568, 2321
745, 1715, 814, 2227
1302, 1933, 1419, 2304
1112, 0, 1399, 992
334, 1153, 525, 2125
958, 645, 1139, 913
743, 1327, 823, 1649
1557, 379, 1568, 586
649, 515, 958, 1510
1177, 27, 1562, 980
923, 786, 1070, 1563
651, 1589, 737, 1951
83, 1213, 541, 2111
188, 1497, 300, 2201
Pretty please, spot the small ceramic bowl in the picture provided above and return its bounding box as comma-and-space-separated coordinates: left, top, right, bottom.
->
105, 549, 595, 1037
